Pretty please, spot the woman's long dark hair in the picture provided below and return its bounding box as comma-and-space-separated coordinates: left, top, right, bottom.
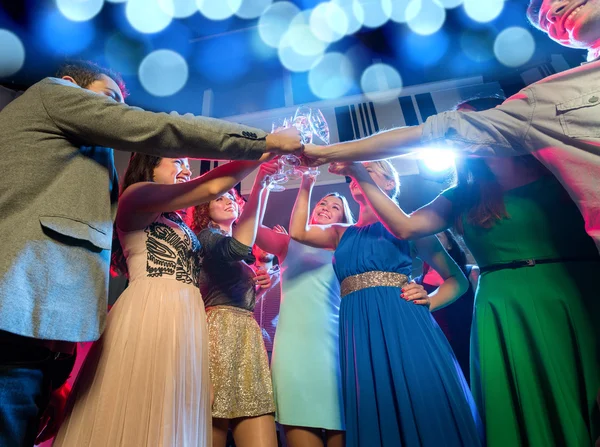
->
452, 96, 546, 234
110, 153, 162, 277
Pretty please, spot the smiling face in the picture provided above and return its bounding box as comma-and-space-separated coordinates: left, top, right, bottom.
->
209, 192, 239, 226
531, 0, 600, 51
152, 158, 191, 185
310, 195, 346, 225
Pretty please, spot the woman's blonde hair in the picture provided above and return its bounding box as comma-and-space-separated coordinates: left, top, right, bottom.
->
364, 160, 400, 202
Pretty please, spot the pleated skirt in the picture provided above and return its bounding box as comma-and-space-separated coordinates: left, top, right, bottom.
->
340, 286, 483, 447
55, 278, 211, 447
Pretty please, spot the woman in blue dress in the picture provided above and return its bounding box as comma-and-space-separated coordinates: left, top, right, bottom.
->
290, 160, 483, 447
252, 160, 355, 447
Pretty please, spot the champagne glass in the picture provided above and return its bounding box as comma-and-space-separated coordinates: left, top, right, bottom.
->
305, 108, 330, 177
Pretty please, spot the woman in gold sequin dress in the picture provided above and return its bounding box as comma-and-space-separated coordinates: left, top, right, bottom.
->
191, 166, 277, 447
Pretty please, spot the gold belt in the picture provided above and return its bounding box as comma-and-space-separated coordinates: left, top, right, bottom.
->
340, 271, 409, 298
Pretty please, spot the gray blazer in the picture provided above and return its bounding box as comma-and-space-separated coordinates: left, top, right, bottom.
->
0, 77, 268, 342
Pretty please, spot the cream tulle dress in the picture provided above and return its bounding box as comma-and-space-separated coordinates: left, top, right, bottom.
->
55, 212, 211, 447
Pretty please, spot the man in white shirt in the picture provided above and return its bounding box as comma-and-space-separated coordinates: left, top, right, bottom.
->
305, 0, 600, 252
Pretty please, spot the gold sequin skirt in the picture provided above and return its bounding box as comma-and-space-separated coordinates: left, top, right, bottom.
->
206, 305, 275, 419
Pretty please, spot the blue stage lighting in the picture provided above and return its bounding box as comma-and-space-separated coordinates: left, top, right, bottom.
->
104, 32, 150, 76
308, 52, 354, 99
355, 0, 392, 29
57, 0, 104, 22
0, 29, 25, 78
463, 0, 504, 23
310, 2, 349, 43
494, 26, 535, 67
332, 0, 363, 34
197, 0, 242, 21
401, 30, 449, 67
126, 0, 172, 34
258, 1, 300, 48
35, 9, 96, 55
437, 0, 463, 8
193, 32, 251, 83
360, 63, 403, 101
460, 29, 495, 62
407, 0, 446, 36
236, 0, 273, 19
139, 49, 189, 97
158, 0, 197, 18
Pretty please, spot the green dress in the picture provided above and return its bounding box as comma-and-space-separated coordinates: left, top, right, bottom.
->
442, 175, 600, 446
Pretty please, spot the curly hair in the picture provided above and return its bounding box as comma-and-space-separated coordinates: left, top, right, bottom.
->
56, 60, 128, 98
189, 188, 245, 236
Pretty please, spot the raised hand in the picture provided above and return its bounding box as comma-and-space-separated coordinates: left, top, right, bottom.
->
328, 161, 359, 177
253, 267, 272, 289
266, 127, 303, 156
257, 157, 279, 178
302, 143, 329, 167
272, 225, 288, 235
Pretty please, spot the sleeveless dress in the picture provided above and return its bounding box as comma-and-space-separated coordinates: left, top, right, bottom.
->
55, 213, 211, 446
442, 175, 600, 446
271, 239, 344, 430
333, 222, 483, 447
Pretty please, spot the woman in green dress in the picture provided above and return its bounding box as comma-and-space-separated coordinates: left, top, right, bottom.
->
328, 97, 600, 446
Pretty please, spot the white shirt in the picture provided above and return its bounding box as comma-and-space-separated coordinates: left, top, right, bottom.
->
422, 60, 600, 253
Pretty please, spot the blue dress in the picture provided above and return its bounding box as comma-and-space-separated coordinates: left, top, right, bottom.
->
333, 222, 483, 447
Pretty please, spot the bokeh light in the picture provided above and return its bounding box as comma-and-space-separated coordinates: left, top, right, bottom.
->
196, 0, 243, 21
158, 0, 197, 18
360, 63, 403, 101
390, 0, 411, 23
56, 0, 104, 22
354, 0, 392, 29
420, 149, 455, 172
236, 0, 273, 19
308, 52, 354, 99
463, 0, 504, 23
126, 0, 173, 34
437, 0, 463, 7
494, 26, 535, 67
0, 29, 25, 78
278, 10, 326, 72
279, 33, 324, 72
407, 0, 446, 35
333, 0, 364, 34
258, 1, 301, 48
309, 2, 348, 43
139, 49, 189, 97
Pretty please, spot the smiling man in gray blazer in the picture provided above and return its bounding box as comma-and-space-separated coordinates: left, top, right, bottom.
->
0, 61, 302, 446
